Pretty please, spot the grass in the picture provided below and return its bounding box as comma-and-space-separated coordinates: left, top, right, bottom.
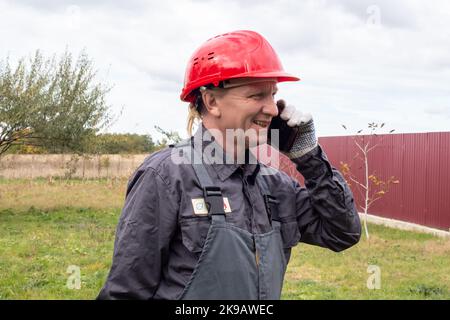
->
0, 207, 118, 299
0, 178, 449, 300
0, 177, 127, 211
283, 224, 450, 300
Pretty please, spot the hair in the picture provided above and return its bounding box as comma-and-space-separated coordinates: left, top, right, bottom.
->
186, 85, 227, 136
186, 90, 204, 136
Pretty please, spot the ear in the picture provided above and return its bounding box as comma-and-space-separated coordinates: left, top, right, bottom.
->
201, 90, 221, 118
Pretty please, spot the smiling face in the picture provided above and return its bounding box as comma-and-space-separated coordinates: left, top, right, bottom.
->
201, 79, 279, 150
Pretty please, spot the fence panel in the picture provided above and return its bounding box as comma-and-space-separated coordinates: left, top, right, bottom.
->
318, 132, 450, 231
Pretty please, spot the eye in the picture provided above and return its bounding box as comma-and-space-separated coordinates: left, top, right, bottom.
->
248, 93, 263, 99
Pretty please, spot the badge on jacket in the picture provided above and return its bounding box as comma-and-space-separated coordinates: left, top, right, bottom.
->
191, 197, 232, 215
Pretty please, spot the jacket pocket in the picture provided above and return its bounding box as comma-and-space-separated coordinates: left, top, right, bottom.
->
180, 216, 211, 253
279, 220, 301, 248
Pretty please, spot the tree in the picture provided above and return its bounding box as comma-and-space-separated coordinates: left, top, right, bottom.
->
340, 122, 399, 239
0, 50, 112, 156
154, 125, 182, 149
88, 133, 156, 154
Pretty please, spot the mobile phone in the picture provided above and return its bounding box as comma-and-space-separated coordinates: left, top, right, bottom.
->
267, 100, 299, 152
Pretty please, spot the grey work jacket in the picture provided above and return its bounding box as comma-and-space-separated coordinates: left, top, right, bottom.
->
98, 126, 361, 300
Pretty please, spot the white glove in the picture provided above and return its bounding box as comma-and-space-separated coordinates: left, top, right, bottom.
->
278, 102, 317, 159
279, 104, 313, 127
268, 100, 317, 158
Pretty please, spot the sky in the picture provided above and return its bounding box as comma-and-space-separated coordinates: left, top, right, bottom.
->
1, 0, 449, 140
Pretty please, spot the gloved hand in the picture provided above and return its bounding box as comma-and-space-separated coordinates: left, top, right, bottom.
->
267, 100, 318, 159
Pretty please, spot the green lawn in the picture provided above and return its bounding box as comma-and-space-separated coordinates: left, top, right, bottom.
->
0, 179, 449, 299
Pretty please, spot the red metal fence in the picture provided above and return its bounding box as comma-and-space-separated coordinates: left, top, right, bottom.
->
312, 132, 450, 231
276, 132, 450, 231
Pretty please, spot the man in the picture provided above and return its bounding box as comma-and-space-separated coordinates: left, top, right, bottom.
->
98, 30, 361, 300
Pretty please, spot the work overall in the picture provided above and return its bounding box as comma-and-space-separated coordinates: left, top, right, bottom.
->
175, 139, 288, 300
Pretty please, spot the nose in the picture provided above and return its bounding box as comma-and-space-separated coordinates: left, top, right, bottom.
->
262, 96, 279, 117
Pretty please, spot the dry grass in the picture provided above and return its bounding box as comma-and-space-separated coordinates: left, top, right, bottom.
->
0, 154, 147, 179
0, 178, 127, 211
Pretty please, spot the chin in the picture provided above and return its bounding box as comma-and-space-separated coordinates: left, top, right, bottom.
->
229, 126, 268, 150
247, 129, 268, 148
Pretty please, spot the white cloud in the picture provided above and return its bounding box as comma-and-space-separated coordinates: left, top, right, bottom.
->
1, 0, 449, 140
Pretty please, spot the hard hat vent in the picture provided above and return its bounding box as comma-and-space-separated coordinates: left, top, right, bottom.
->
193, 52, 215, 66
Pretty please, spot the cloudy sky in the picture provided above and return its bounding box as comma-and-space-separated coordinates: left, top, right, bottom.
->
1, 0, 449, 139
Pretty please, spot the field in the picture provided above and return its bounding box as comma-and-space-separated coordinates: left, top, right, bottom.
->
0, 178, 449, 300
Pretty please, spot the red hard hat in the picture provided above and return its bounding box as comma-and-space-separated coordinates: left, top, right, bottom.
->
180, 30, 300, 102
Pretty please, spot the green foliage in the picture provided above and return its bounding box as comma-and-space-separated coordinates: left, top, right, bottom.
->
87, 133, 156, 154
154, 125, 182, 149
6, 144, 47, 154
0, 50, 112, 156
6, 132, 159, 154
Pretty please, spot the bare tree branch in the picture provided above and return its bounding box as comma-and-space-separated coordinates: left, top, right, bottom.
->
348, 176, 367, 190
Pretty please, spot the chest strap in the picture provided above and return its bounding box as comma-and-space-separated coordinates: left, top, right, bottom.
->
172, 139, 280, 220
173, 138, 225, 216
